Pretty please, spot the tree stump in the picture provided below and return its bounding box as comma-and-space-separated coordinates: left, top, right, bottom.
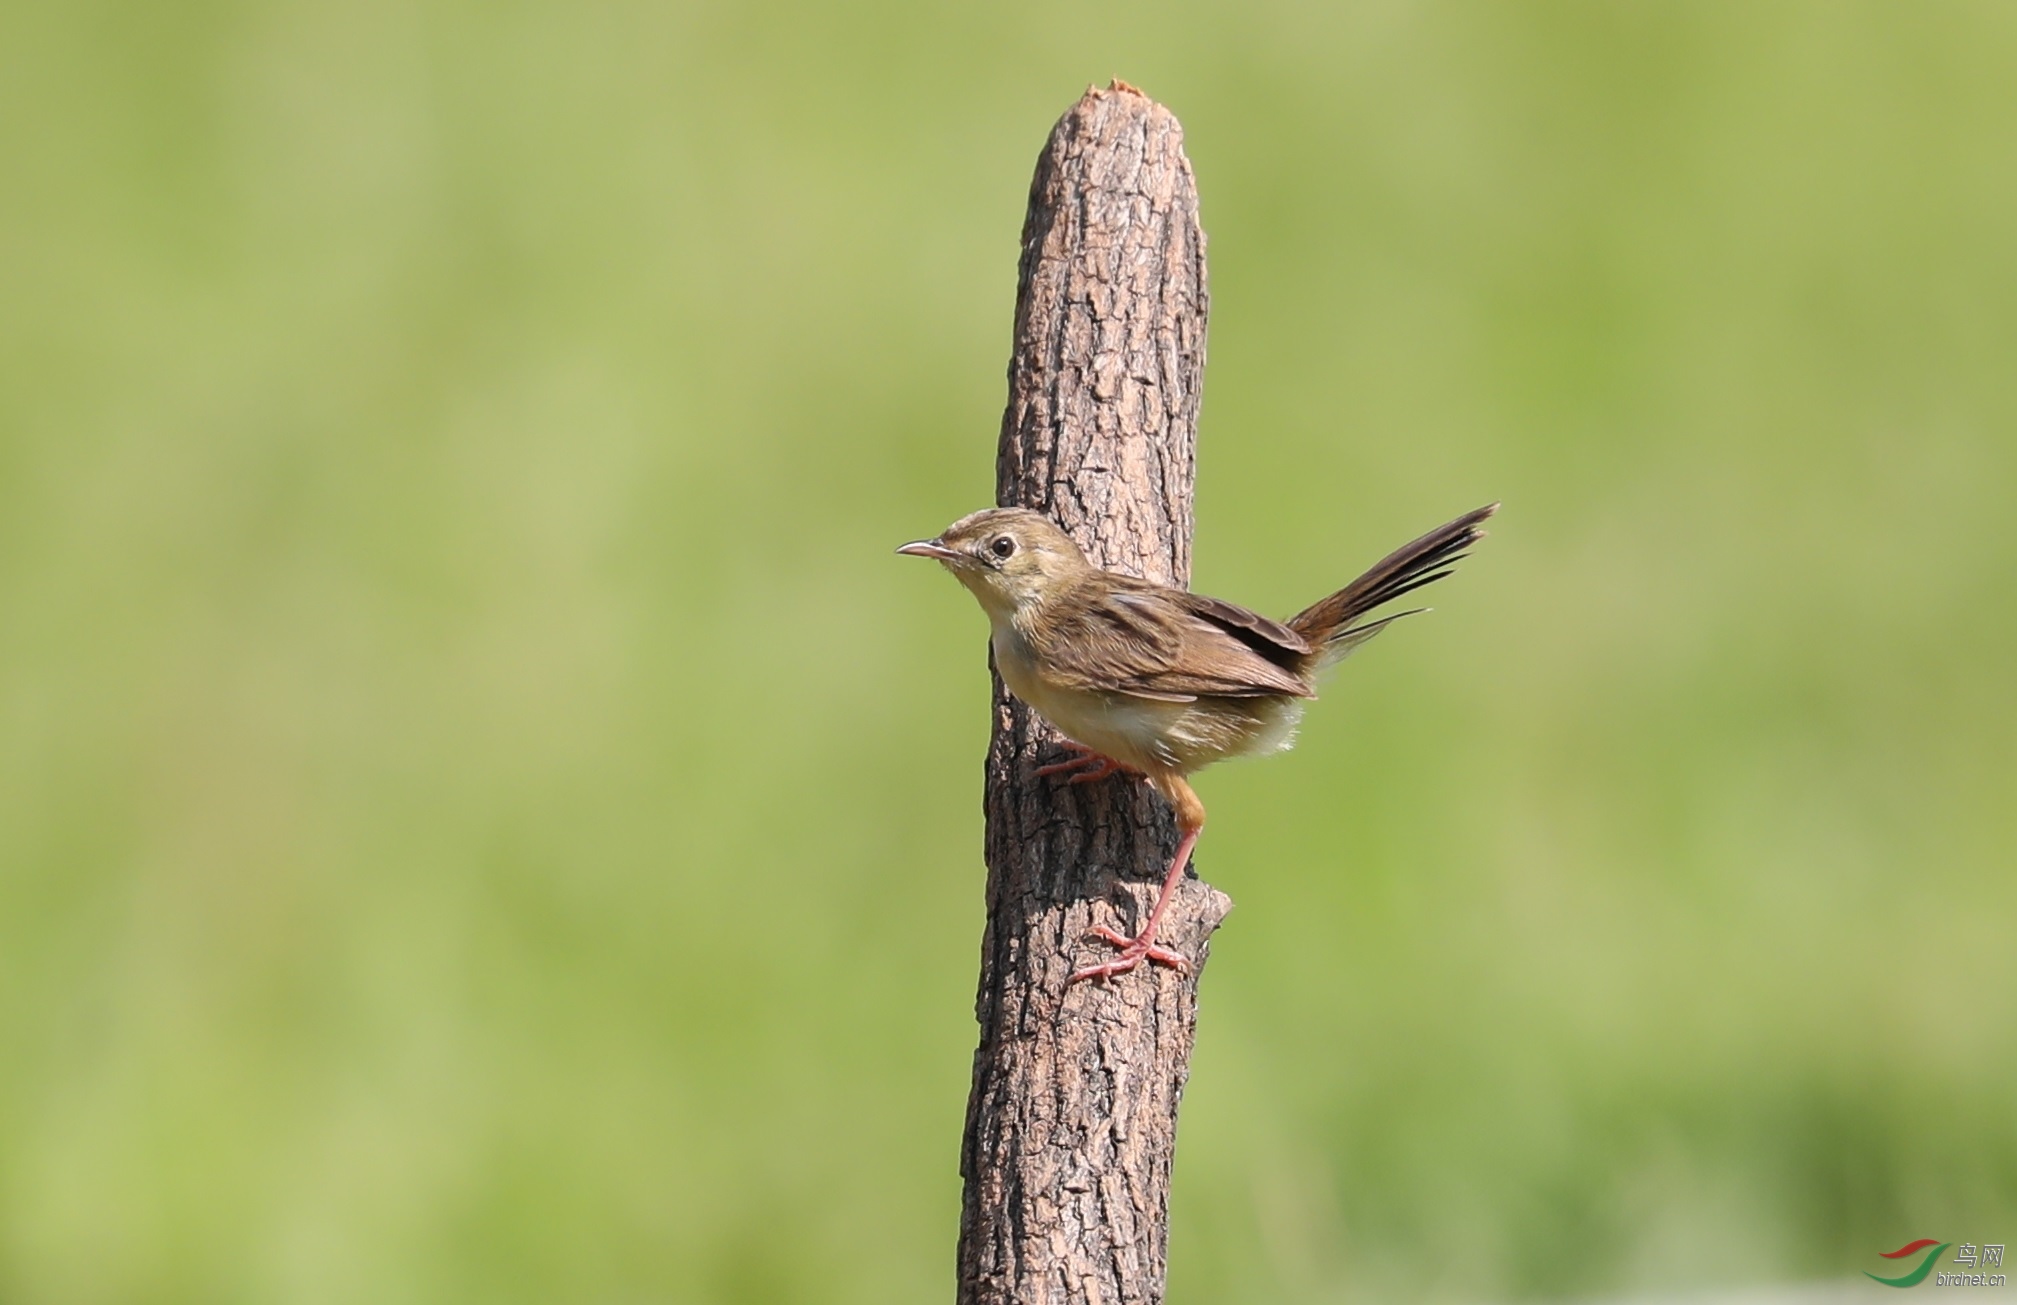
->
957, 82, 1231, 1305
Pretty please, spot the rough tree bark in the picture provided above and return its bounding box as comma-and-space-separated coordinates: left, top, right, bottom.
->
957, 83, 1232, 1305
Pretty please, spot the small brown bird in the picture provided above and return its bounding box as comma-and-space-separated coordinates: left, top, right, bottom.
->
899, 503, 1496, 983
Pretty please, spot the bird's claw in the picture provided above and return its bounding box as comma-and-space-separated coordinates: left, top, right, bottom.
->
1069, 924, 1190, 984
1035, 743, 1141, 785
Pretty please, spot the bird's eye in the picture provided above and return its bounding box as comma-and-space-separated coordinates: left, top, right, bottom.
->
989, 535, 1016, 559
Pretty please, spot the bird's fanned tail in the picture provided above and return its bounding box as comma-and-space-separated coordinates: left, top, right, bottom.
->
1287, 503, 1498, 670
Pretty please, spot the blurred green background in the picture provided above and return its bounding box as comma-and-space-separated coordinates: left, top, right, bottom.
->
4, 1, 2015, 1302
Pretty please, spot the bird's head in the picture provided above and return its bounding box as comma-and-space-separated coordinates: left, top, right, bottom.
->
897, 507, 1092, 622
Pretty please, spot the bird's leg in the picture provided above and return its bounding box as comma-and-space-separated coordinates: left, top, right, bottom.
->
1035, 741, 1141, 785
1071, 775, 1205, 984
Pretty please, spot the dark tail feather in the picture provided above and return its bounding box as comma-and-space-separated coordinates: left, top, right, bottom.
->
1287, 503, 1497, 666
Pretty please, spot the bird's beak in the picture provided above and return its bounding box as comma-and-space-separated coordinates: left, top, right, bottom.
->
896, 538, 962, 562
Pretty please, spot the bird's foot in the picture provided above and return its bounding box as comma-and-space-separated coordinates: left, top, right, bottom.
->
1069, 923, 1190, 984
1035, 743, 1141, 786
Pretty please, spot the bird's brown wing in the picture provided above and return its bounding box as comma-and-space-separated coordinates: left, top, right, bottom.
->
1171, 591, 1312, 666
1037, 578, 1315, 702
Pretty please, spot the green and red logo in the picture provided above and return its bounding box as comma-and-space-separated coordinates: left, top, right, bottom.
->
1868, 1240, 1952, 1288
1868, 1239, 2008, 1287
